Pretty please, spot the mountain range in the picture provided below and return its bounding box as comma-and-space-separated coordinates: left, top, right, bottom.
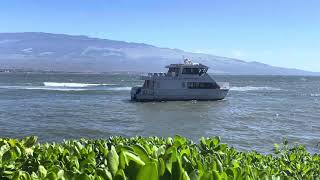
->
0, 32, 317, 75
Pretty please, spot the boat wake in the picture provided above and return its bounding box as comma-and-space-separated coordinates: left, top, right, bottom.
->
231, 86, 282, 92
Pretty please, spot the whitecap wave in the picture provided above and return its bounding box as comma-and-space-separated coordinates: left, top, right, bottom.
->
0, 85, 87, 91
231, 86, 282, 92
24, 87, 87, 91
43, 82, 117, 87
0, 85, 131, 91
107, 87, 131, 91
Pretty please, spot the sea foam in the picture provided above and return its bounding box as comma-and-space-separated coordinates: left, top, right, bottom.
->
43, 82, 116, 87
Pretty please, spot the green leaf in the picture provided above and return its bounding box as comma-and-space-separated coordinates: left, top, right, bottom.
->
12, 170, 31, 180
181, 170, 191, 180
174, 135, 187, 147
39, 165, 47, 178
132, 144, 150, 163
200, 171, 213, 180
156, 146, 166, 157
125, 151, 145, 166
119, 151, 128, 169
8, 139, 17, 147
136, 162, 158, 180
158, 158, 166, 176
165, 155, 173, 174
115, 169, 127, 180
212, 137, 220, 146
212, 170, 221, 180
217, 144, 227, 152
24, 136, 38, 148
13, 146, 21, 158
2, 150, 12, 163
57, 170, 65, 180
96, 168, 113, 180
77, 173, 90, 180
46, 172, 57, 180
216, 159, 223, 172
108, 145, 119, 177
289, 154, 296, 161
166, 137, 173, 146
189, 170, 198, 180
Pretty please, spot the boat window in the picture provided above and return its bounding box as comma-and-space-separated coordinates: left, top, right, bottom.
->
143, 80, 154, 89
182, 68, 200, 74
143, 80, 149, 88
182, 68, 208, 75
187, 82, 220, 89
199, 68, 207, 75
168, 68, 180, 73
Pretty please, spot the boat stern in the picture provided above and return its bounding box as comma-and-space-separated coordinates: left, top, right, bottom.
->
131, 86, 142, 101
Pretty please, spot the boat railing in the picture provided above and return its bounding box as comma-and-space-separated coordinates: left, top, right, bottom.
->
147, 73, 167, 77
141, 73, 168, 80
217, 82, 230, 89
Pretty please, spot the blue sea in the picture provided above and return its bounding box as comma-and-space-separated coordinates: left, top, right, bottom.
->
0, 73, 319, 153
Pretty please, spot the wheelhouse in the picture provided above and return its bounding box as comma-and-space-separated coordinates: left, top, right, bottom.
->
165, 63, 208, 76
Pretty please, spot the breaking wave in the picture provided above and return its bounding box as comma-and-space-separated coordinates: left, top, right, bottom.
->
0, 84, 131, 91
43, 82, 116, 87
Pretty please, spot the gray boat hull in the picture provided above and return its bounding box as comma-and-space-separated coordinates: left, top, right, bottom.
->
131, 87, 229, 101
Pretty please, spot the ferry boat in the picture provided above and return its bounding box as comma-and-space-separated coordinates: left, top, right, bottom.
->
131, 59, 229, 101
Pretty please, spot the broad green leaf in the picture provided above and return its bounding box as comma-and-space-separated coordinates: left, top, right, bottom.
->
108, 145, 119, 177
125, 151, 145, 166
2, 150, 12, 163
289, 154, 296, 161
12, 170, 31, 180
189, 170, 198, 180
115, 169, 127, 180
200, 171, 213, 180
158, 157, 166, 176
39, 165, 47, 178
136, 162, 158, 180
212, 170, 221, 180
24, 136, 38, 148
57, 170, 65, 180
213, 137, 220, 146
46, 172, 57, 180
174, 135, 187, 147
119, 151, 128, 169
8, 139, 17, 147
77, 173, 90, 180
165, 155, 173, 174
96, 168, 113, 180
132, 144, 150, 163
166, 137, 173, 145
181, 170, 191, 180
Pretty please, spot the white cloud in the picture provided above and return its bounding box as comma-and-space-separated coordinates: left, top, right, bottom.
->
39, 52, 54, 56
231, 49, 245, 58
0, 39, 20, 44
21, 48, 33, 53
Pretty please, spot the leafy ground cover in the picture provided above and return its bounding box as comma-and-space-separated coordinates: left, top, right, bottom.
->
0, 136, 319, 179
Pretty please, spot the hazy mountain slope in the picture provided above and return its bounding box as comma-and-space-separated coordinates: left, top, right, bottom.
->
0, 32, 317, 75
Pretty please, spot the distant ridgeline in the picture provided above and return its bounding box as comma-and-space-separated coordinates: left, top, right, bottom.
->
0, 32, 319, 75
0, 136, 319, 179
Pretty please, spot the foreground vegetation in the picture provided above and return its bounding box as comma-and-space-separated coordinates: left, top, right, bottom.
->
0, 136, 319, 180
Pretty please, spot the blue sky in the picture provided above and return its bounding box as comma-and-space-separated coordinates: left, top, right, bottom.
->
1, 0, 319, 71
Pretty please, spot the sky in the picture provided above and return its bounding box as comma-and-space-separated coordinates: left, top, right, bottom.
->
1, 0, 320, 71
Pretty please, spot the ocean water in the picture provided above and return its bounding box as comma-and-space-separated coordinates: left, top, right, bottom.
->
0, 73, 319, 153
